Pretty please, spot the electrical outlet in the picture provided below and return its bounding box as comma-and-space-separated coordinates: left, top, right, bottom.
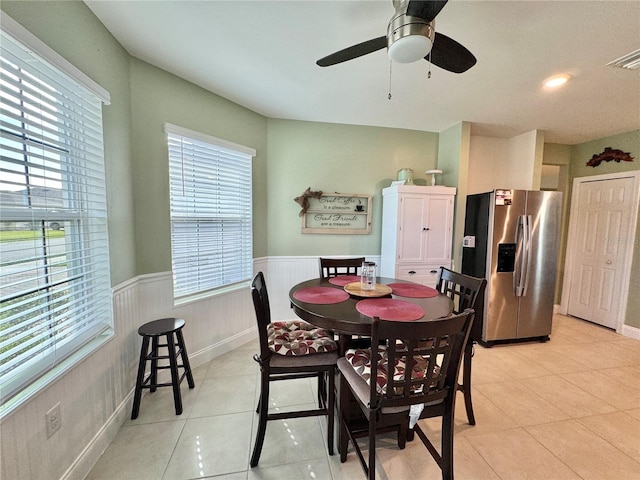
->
45, 402, 61, 438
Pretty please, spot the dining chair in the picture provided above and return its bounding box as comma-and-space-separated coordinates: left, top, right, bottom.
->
250, 272, 338, 467
337, 309, 475, 480
318, 257, 367, 351
435, 267, 486, 425
318, 257, 365, 278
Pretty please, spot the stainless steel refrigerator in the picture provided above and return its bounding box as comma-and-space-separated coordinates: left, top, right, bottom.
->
461, 189, 562, 345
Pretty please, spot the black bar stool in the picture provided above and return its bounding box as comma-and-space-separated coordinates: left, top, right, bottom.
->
131, 317, 195, 419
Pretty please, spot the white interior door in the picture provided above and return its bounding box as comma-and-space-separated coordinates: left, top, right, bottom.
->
566, 175, 636, 328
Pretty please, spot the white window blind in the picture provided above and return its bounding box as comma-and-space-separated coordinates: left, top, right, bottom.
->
0, 28, 112, 403
166, 124, 254, 298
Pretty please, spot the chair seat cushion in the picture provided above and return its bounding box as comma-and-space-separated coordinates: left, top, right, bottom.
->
268, 320, 338, 356
345, 346, 438, 394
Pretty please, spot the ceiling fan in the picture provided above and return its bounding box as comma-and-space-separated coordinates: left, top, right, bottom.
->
316, 0, 476, 74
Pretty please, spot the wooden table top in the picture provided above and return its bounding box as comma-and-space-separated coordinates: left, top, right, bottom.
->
289, 277, 453, 337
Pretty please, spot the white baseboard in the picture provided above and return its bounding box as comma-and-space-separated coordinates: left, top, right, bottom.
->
189, 326, 257, 369
61, 325, 256, 480
61, 390, 133, 480
621, 323, 640, 340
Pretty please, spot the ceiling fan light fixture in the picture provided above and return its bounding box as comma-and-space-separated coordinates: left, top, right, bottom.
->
388, 34, 432, 63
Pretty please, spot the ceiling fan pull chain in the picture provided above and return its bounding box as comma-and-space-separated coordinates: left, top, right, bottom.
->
388, 61, 393, 100
427, 53, 432, 79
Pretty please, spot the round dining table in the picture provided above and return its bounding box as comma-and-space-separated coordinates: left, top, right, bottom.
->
289, 276, 453, 352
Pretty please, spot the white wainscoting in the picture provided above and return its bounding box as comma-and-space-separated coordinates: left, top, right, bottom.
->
134, 272, 258, 370
1, 255, 377, 480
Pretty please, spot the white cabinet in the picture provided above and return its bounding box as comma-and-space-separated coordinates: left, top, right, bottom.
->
380, 185, 456, 287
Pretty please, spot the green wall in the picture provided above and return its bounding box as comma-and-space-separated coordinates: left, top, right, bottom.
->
129, 59, 269, 272
569, 130, 640, 328
265, 119, 438, 256
437, 121, 471, 270
1, 0, 136, 285
571, 130, 639, 179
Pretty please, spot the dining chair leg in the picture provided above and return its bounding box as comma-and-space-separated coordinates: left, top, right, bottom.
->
368, 414, 377, 480
339, 374, 350, 463
441, 407, 455, 480
317, 372, 326, 409
250, 372, 270, 467
461, 342, 476, 425
327, 367, 335, 455
397, 417, 408, 449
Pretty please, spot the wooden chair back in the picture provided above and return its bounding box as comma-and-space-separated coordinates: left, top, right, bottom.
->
368, 310, 475, 411
318, 257, 365, 278
251, 272, 272, 359
436, 267, 486, 338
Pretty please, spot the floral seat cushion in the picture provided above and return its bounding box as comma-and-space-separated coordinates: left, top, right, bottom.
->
268, 320, 338, 356
345, 346, 439, 394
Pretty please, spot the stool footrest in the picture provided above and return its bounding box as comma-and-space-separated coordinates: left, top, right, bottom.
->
143, 347, 185, 362
141, 381, 176, 389
150, 364, 185, 371
146, 354, 172, 361
141, 365, 189, 388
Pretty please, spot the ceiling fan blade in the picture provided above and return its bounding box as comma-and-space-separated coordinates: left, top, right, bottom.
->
427, 32, 476, 73
406, 0, 448, 22
317, 36, 387, 67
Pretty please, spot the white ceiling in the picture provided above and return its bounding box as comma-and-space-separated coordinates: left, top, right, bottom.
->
85, 0, 640, 145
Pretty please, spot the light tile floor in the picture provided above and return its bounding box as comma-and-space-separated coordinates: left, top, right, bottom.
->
87, 314, 640, 480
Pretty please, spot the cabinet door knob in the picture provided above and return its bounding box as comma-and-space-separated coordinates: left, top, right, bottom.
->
423, 227, 429, 231
430, 270, 438, 274
408, 270, 416, 275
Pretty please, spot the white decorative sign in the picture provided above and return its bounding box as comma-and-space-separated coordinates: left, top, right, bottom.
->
302, 193, 372, 234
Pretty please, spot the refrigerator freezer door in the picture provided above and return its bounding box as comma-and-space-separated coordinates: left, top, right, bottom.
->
484, 190, 527, 341
516, 191, 561, 339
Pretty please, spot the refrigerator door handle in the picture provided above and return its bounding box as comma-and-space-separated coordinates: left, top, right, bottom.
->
514, 215, 531, 296
522, 215, 532, 296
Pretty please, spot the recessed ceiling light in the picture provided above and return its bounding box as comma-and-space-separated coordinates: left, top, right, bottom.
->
543, 74, 571, 88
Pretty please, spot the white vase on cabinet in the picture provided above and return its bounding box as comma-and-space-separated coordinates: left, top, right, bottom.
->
380, 185, 456, 287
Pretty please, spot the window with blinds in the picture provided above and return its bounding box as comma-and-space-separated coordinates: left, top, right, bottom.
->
0, 26, 112, 404
166, 124, 254, 299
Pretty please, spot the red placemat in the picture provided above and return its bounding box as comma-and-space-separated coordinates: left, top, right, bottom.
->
388, 283, 439, 298
293, 286, 350, 304
356, 298, 425, 321
328, 275, 361, 286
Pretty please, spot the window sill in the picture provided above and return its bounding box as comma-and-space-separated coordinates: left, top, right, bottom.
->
173, 281, 251, 307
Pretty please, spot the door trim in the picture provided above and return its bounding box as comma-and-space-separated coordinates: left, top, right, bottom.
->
559, 171, 640, 333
